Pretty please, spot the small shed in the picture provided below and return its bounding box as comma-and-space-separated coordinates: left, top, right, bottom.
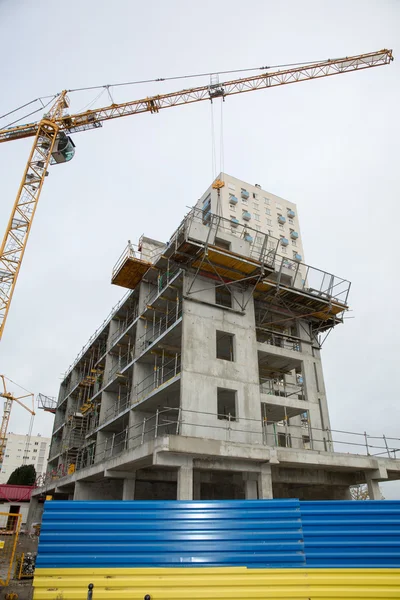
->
0, 484, 34, 528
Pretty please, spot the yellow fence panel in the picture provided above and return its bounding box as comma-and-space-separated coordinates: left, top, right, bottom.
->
33, 567, 400, 600
0, 511, 22, 586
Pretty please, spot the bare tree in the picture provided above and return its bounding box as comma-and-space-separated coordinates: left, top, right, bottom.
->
350, 483, 384, 500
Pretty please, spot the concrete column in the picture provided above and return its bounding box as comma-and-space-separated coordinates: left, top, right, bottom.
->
26, 496, 42, 532
193, 471, 201, 500
259, 464, 273, 499
366, 476, 382, 500
73, 481, 90, 500
244, 480, 258, 499
122, 476, 136, 500
177, 458, 193, 500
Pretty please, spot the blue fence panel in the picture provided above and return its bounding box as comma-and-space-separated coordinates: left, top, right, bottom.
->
37, 499, 305, 569
301, 500, 400, 568
37, 499, 400, 570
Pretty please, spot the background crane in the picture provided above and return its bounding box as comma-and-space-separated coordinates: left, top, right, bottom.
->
0, 375, 35, 470
0, 49, 393, 340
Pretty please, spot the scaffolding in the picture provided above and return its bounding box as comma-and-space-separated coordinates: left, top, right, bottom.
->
37, 393, 57, 414
110, 209, 349, 334
111, 240, 158, 289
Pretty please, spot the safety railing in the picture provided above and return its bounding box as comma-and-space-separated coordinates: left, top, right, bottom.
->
111, 241, 159, 281
177, 206, 279, 268
256, 329, 302, 352
273, 254, 351, 306
107, 304, 139, 349
39, 406, 400, 486
144, 263, 183, 308
104, 347, 135, 385
98, 392, 132, 428
260, 379, 304, 399
136, 304, 182, 354
134, 354, 181, 403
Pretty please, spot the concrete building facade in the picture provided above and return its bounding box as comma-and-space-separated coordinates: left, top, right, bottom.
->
31, 175, 400, 511
0, 433, 50, 484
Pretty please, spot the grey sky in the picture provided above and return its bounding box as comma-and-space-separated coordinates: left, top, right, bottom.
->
0, 0, 399, 496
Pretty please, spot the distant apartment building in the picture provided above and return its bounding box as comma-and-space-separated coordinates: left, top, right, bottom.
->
0, 433, 50, 484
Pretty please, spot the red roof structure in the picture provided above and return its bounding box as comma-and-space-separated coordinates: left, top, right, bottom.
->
0, 484, 34, 502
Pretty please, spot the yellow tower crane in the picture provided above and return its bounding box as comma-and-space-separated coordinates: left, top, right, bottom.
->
0, 49, 393, 339
0, 375, 35, 469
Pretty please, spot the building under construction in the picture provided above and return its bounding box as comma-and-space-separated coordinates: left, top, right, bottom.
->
30, 175, 400, 509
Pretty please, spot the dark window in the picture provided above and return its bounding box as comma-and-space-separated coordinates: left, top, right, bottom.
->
215, 286, 232, 308
217, 388, 237, 421
216, 331, 235, 361
302, 435, 311, 449
277, 432, 291, 448
214, 238, 231, 251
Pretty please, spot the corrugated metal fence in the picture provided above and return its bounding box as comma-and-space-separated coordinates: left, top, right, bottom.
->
302, 500, 400, 568
34, 499, 400, 600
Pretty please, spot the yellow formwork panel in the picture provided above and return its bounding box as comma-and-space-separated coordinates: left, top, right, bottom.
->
111, 257, 152, 290
33, 568, 400, 600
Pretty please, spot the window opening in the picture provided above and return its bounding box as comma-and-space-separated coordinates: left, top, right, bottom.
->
215, 286, 232, 308
217, 388, 237, 421
216, 331, 235, 361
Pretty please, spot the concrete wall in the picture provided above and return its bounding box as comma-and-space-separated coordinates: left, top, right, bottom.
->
180, 274, 262, 445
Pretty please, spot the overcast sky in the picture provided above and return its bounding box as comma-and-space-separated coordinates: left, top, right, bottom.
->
0, 0, 399, 497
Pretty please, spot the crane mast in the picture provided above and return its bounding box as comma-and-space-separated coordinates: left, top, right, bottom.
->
0, 49, 393, 339
0, 375, 35, 468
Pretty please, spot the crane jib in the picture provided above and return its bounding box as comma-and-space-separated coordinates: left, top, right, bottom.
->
0, 48, 393, 340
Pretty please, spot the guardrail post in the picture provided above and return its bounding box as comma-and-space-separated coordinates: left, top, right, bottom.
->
141, 417, 146, 444
176, 407, 181, 435
110, 433, 115, 457
364, 431, 370, 455
326, 427, 332, 450
124, 427, 129, 450
155, 409, 159, 438
383, 434, 390, 458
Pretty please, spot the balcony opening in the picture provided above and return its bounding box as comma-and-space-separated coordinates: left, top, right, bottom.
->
217, 388, 237, 421
216, 331, 235, 361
